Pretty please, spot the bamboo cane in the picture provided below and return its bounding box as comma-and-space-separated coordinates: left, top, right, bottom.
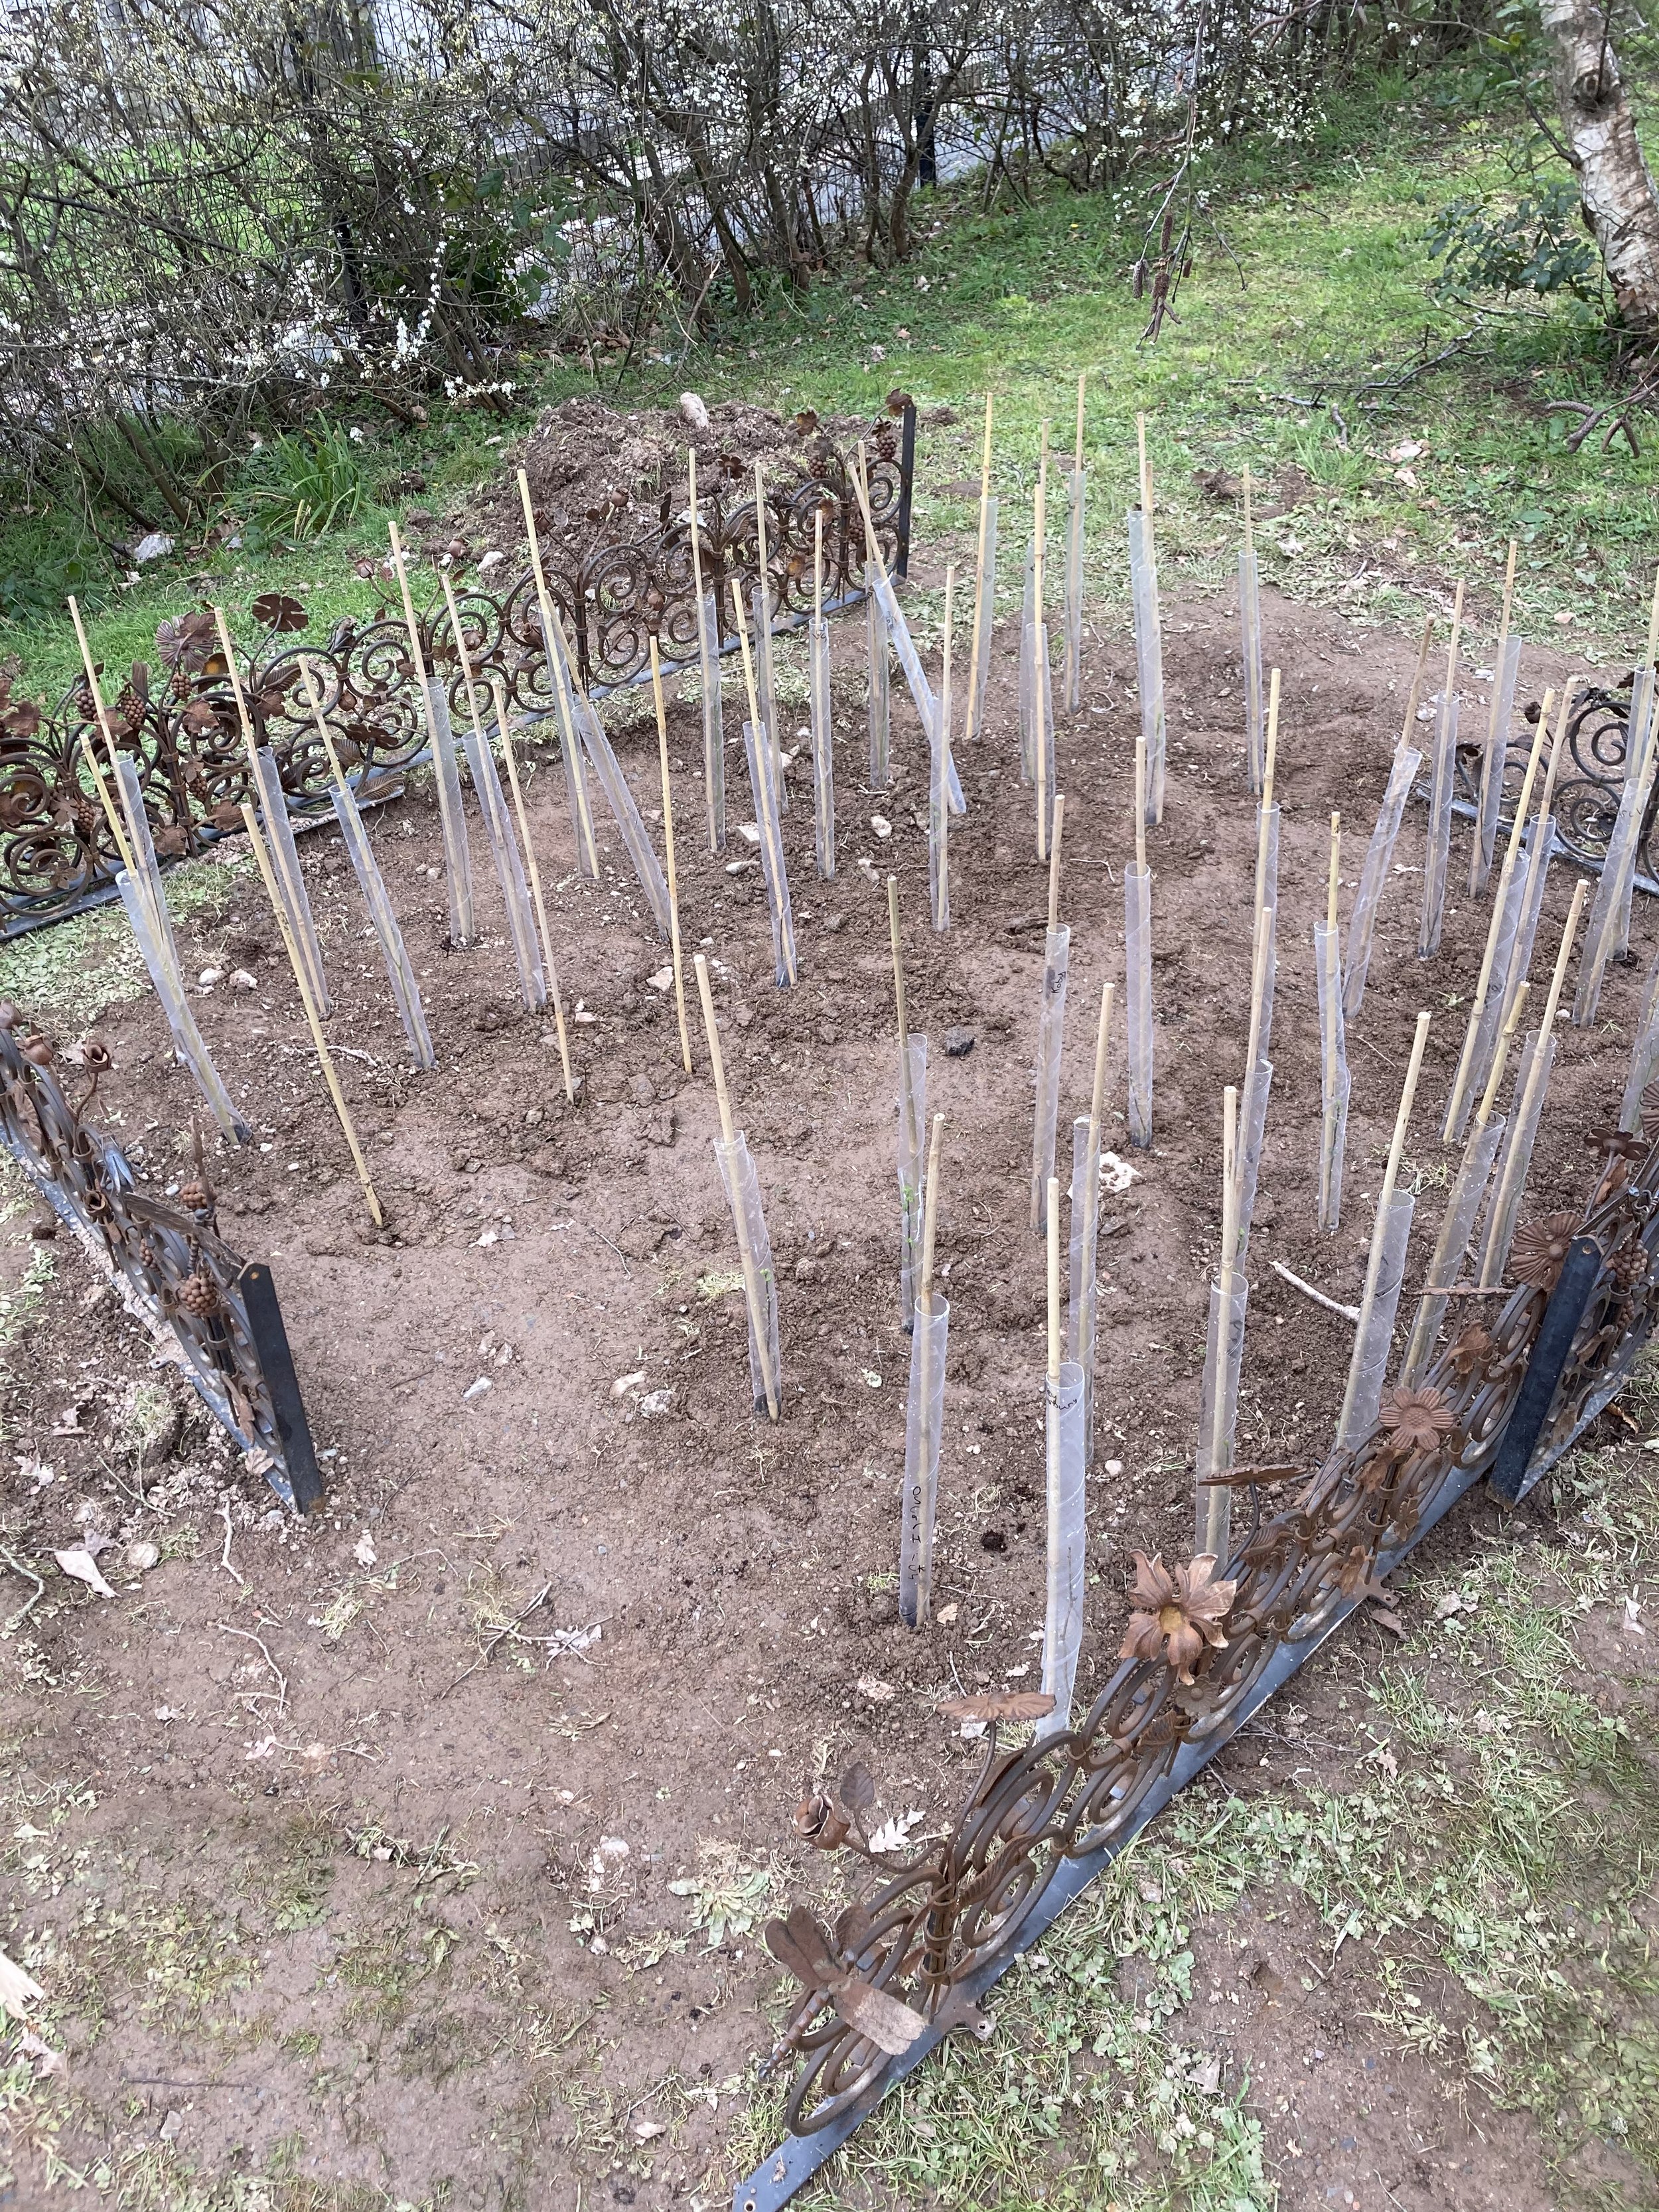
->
240, 802, 383, 1226
1047, 1173, 1062, 1386
1047, 789, 1065, 932
68, 597, 144, 872
692, 951, 779, 1421
648, 640, 693, 1075
1336, 1010, 1431, 1441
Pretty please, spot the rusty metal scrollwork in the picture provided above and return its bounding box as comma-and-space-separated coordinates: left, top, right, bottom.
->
755, 1121, 1659, 2157
0, 1012, 317, 1509
0, 415, 911, 938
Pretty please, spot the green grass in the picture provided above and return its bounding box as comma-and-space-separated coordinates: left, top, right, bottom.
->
6, 63, 1658, 711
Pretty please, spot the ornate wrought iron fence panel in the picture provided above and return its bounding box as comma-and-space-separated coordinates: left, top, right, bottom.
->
1456, 677, 1659, 889
0, 1011, 321, 1510
736, 1124, 1659, 2211
0, 412, 912, 939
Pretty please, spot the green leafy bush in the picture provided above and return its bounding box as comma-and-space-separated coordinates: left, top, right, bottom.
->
1425, 179, 1602, 305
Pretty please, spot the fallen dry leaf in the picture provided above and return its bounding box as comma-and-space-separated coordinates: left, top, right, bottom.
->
54, 1547, 115, 1599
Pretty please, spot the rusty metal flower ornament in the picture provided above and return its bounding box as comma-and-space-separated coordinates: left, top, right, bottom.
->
1119, 1552, 1236, 1684
1510, 1213, 1581, 1291
1378, 1386, 1457, 1454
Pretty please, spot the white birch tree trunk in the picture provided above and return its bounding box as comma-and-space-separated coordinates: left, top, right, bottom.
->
1540, 0, 1659, 331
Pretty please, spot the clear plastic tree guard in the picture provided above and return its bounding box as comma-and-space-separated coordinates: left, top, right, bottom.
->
1402, 1110, 1506, 1386
1036, 1359, 1086, 1743
577, 696, 672, 938
250, 745, 330, 1015
714, 1130, 781, 1418
423, 679, 477, 946
1031, 924, 1071, 1232
458, 717, 545, 1012
1194, 1273, 1249, 1560
896, 1035, 927, 1333
1125, 863, 1155, 1148
1338, 1191, 1416, 1452
741, 717, 797, 989
1343, 745, 1421, 1023
1128, 508, 1166, 822
330, 779, 435, 1069
1315, 921, 1349, 1232
810, 612, 834, 883
899, 1291, 950, 1629
867, 585, 891, 792
697, 588, 725, 854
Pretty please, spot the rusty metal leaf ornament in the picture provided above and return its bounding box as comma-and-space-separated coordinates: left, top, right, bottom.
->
936, 1690, 1056, 1724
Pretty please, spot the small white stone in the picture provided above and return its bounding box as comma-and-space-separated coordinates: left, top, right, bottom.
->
229, 969, 257, 991
870, 814, 893, 839
198, 966, 223, 988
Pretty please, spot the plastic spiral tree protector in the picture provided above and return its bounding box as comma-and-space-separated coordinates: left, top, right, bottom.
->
1063, 469, 1086, 714
1620, 945, 1659, 1130
1195, 1274, 1250, 1558
423, 680, 478, 947
699, 588, 725, 853
1475, 634, 1522, 893
867, 586, 891, 792
1480, 1031, 1555, 1284
1128, 508, 1167, 822
330, 784, 435, 1069
755, 584, 786, 815
810, 613, 834, 881
250, 746, 330, 1017
1235, 1058, 1274, 1265
1030, 924, 1072, 1232
575, 696, 672, 939
1448, 849, 1530, 1143
1401, 1111, 1506, 1386
115, 873, 248, 1144
1067, 1116, 1104, 1466
458, 717, 545, 1011
1315, 921, 1350, 1232
1342, 745, 1421, 1023
714, 1131, 780, 1417
1337, 1191, 1415, 1451
968, 496, 998, 742
742, 719, 797, 989
896, 1035, 928, 1332
1035, 1359, 1086, 1743
1125, 863, 1155, 1147
1575, 751, 1654, 1025
1418, 692, 1458, 958
1240, 546, 1265, 794
898, 1291, 950, 1628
